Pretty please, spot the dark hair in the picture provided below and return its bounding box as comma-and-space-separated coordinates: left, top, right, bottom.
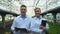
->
21, 5, 26, 8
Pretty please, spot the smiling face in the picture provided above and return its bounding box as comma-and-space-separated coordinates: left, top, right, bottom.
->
34, 8, 41, 17
20, 5, 27, 16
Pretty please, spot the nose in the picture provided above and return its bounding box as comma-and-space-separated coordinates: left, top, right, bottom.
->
22, 9, 25, 11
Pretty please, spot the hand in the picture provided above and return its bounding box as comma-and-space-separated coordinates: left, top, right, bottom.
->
40, 26, 46, 30
40, 25, 44, 29
42, 27, 46, 30
26, 30, 29, 32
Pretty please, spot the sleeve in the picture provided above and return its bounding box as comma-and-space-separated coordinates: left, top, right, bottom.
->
46, 23, 49, 30
28, 18, 33, 31
30, 19, 36, 31
11, 19, 16, 31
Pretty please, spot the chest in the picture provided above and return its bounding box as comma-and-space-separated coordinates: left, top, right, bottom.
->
34, 19, 43, 27
16, 18, 30, 25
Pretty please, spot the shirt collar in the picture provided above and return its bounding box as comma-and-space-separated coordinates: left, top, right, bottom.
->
19, 15, 27, 19
21, 15, 26, 18
34, 16, 42, 20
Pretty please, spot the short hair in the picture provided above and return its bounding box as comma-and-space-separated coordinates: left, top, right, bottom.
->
34, 7, 41, 13
21, 5, 26, 8
34, 7, 41, 10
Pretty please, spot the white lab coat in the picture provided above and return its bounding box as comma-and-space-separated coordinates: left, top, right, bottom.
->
30, 16, 49, 34
11, 15, 31, 33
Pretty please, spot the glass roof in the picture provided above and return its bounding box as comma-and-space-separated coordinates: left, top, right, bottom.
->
0, 0, 60, 17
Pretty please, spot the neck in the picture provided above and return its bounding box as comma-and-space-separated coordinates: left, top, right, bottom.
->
21, 15, 26, 18
37, 16, 40, 19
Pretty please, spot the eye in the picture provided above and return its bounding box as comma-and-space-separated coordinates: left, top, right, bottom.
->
21, 9, 26, 10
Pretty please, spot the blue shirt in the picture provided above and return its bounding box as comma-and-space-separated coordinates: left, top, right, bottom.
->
30, 16, 49, 33
11, 15, 31, 31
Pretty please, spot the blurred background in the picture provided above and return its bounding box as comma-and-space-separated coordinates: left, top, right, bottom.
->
0, 0, 60, 34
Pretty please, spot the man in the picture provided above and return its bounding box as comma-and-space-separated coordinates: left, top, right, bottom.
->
30, 7, 49, 34
11, 5, 31, 34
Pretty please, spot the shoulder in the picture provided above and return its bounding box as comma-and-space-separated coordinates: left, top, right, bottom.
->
31, 17, 36, 23
40, 17, 46, 20
26, 16, 32, 20
13, 15, 20, 21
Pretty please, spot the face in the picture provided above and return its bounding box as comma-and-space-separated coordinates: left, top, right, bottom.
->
20, 7, 27, 16
34, 8, 41, 17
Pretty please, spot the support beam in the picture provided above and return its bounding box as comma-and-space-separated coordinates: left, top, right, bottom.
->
41, 13, 47, 18
36, 0, 40, 6
52, 13, 57, 25
1, 14, 6, 28
41, 14, 45, 18
13, 15, 18, 17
